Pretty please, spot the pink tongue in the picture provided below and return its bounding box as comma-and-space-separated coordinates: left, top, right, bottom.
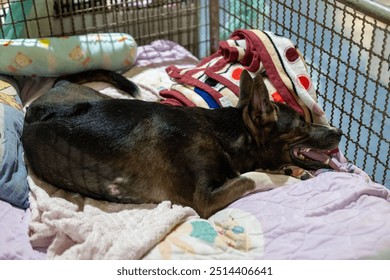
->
301, 150, 329, 162
301, 149, 340, 171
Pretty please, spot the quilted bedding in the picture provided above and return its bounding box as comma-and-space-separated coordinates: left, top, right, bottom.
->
1, 40, 390, 260
146, 171, 390, 260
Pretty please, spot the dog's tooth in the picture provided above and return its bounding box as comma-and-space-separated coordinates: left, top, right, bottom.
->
299, 154, 305, 160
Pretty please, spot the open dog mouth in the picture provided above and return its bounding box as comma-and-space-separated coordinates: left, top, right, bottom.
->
291, 147, 339, 170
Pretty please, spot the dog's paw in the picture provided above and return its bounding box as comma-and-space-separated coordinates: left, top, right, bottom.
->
283, 166, 314, 180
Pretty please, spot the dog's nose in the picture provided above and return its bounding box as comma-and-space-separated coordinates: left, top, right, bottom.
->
335, 128, 343, 136
332, 127, 343, 137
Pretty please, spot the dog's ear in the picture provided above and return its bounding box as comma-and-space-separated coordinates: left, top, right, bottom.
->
236, 69, 254, 108
248, 75, 276, 125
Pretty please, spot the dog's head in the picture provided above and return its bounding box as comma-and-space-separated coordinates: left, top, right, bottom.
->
237, 70, 342, 171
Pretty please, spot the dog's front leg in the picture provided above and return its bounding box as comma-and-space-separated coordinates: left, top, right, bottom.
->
195, 177, 256, 218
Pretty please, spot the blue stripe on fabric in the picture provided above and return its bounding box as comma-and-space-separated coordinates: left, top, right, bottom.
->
194, 87, 220, 109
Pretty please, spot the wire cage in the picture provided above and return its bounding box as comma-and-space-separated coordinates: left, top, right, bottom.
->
1, 0, 389, 187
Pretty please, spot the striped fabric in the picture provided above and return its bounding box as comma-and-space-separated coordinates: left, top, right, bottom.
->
160, 29, 328, 125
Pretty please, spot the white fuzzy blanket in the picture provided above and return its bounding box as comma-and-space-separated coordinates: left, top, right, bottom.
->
28, 173, 197, 259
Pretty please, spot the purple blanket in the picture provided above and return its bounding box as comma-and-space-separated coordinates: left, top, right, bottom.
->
0, 201, 44, 259
229, 172, 390, 259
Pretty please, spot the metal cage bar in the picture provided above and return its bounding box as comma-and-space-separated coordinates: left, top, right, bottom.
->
218, 0, 389, 187
0, 0, 201, 56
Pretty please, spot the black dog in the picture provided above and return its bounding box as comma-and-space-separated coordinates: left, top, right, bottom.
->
22, 70, 342, 218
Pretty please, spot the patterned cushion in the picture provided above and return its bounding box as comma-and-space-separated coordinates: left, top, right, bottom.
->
0, 33, 137, 77
0, 76, 29, 209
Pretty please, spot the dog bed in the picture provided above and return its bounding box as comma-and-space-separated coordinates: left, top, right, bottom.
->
1, 39, 390, 260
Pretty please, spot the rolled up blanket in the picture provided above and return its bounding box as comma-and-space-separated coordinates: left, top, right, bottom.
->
160, 29, 328, 125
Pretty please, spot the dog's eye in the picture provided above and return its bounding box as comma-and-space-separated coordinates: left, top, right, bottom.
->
301, 122, 307, 128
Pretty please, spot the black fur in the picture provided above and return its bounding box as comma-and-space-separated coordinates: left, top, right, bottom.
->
22, 70, 342, 218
